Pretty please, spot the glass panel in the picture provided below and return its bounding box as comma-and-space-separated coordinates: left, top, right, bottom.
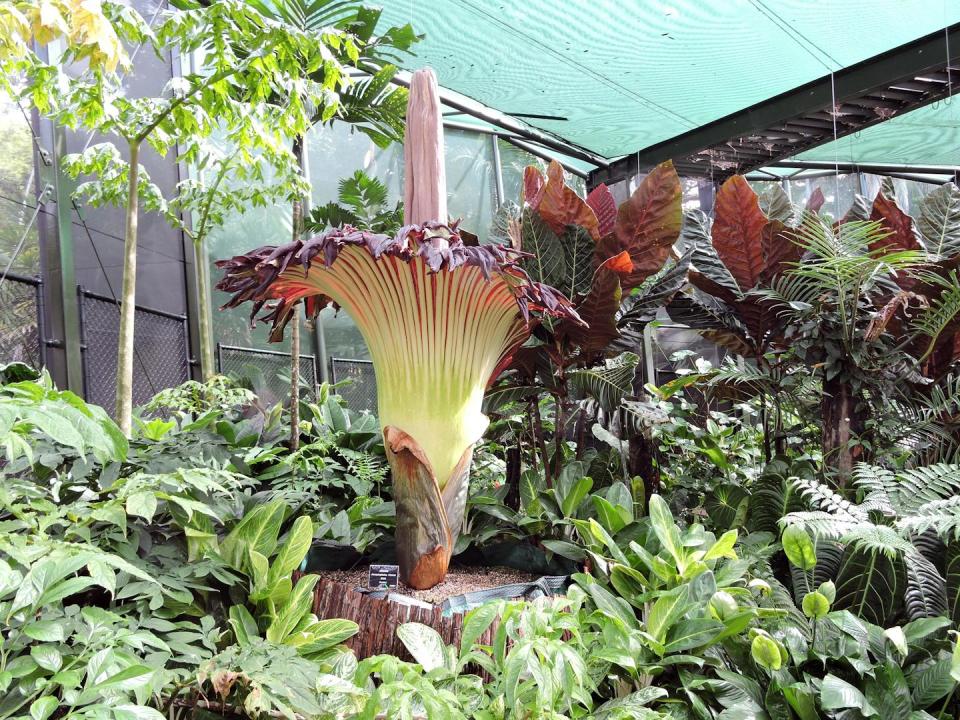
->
445, 128, 496, 243
0, 91, 40, 275
788, 174, 859, 219
498, 139, 545, 207
862, 173, 937, 215
306, 122, 403, 209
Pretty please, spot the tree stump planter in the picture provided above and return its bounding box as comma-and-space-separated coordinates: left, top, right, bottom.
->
300, 575, 500, 660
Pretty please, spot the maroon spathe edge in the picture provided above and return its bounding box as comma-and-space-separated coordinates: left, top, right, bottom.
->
215, 221, 584, 341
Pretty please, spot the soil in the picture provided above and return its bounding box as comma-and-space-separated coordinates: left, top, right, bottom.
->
316, 565, 542, 605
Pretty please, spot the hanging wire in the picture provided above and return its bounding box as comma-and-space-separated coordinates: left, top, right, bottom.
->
0, 190, 49, 287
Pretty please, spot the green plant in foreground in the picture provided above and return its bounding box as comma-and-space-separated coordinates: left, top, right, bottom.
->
216, 222, 581, 588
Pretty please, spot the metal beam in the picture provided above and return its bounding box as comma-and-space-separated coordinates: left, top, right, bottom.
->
388, 71, 609, 170
590, 23, 960, 187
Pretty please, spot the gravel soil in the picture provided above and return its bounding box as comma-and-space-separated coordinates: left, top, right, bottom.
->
317, 565, 541, 605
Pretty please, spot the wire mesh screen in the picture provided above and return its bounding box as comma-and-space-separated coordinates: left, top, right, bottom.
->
329, 357, 377, 414
217, 344, 317, 407
79, 290, 189, 413
0, 275, 42, 369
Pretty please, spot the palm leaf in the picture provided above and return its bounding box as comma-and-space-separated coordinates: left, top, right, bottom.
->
568, 352, 639, 414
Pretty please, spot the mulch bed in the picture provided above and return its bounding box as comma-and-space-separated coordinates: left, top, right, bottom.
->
315, 564, 540, 605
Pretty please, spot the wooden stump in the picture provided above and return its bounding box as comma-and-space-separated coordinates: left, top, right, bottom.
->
299, 574, 500, 660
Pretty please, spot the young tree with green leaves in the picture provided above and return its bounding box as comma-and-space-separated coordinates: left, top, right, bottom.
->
9, 0, 413, 434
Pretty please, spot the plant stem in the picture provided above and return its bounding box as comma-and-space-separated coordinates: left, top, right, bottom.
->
192, 156, 234, 380
531, 397, 551, 488
115, 138, 140, 435
288, 136, 306, 451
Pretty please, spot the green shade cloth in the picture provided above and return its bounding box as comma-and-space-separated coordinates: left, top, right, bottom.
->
790, 100, 960, 168
376, 1, 960, 160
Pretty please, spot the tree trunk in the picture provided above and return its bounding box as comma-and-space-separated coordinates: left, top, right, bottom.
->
628, 430, 659, 514
115, 139, 140, 435
195, 235, 215, 380
289, 137, 306, 452
504, 443, 521, 511
821, 375, 865, 487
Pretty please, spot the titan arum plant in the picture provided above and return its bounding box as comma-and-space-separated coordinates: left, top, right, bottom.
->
216, 69, 585, 589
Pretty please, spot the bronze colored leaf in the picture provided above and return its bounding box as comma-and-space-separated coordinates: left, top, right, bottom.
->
713, 175, 768, 292
586, 183, 617, 237
865, 291, 921, 341
759, 220, 803, 283
870, 191, 922, 254
806, 186, 826, 214
536, 161, 600, 241
559, 252, 629, 361
523, 165, 545, 207
597, 160, 682, 290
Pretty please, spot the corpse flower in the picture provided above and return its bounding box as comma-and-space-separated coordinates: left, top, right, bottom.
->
216, 222, 582, 588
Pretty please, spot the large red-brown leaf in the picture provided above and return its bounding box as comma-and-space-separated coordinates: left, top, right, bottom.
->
806, 186, 826, 215
713, 175, 768, 292
558, 252, 630, 362
595, 160, 682, 290
523, 166, 545, 207
759, 220, 803, 283
870, 191, 922, 254
537, 161, 600, 241
586, 183, 617, 237
733, 297, 780, 352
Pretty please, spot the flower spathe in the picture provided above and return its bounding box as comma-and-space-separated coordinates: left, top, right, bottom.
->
216, 221, 582, 587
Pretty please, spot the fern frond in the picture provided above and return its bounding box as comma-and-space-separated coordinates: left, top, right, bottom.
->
895, 463, 960, 514
897, 496, 960, 540
841, 525, 914, 559
781, 511, 862, 540
791, 476, 867, 522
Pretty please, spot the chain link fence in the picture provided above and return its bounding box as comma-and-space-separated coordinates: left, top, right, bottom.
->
329, 357, 377, 414
217, 344, 318, 407
78, 289, 190, 412
0, 274, 44, 369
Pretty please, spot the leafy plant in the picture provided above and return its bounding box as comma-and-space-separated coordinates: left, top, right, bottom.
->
307, 169, 404, 235
781, 462, 960, 627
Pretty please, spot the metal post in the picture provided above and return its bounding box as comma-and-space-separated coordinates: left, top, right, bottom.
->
51, 122, 84, 392
491, 133, 505, 208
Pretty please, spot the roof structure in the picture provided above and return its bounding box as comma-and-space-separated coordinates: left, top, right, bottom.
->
373, 1, 960, 181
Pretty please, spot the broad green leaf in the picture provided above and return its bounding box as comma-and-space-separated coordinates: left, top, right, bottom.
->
664, 618, 723, 652
267, 516, 313, 589
30, 645, 62, 672
459, 602, 499, 656
220, 500, 286, 572
299, 618, 359, 654
125, 491, 157, 522
397, 622, 446, 672
267, 574, 319, 644
703, 530, 738, 561
648, 495, 684, 568
782, 525, 817, 571
30, 697, 57, 720
541, 539, 586, 562
647, 585, 690, 643
821, 675, 876, 715
228, 605, 260, 646
24, 621, 66, 643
